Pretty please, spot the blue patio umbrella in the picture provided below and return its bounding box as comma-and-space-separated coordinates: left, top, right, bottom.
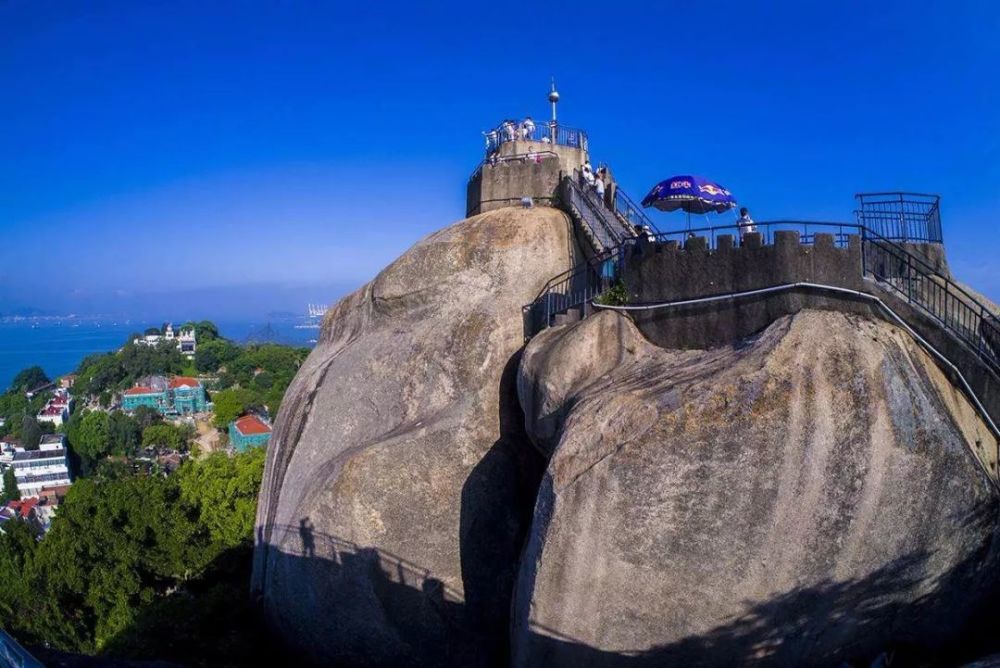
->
641, 176, 737, 222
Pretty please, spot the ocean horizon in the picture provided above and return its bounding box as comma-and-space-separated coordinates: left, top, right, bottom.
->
0, 317, 319, 391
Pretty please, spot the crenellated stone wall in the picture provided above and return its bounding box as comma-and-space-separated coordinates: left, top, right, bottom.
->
622, 231, 869, 348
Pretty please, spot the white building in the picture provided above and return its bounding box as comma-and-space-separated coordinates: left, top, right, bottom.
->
133, 323, 197, 358
36, 388, 72, 427
0, 438, 17, 467
9, 434, 72, 499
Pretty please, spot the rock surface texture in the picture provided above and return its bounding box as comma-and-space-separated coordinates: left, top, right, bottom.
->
252, 207, 576, 666
513, 309, 1000, 667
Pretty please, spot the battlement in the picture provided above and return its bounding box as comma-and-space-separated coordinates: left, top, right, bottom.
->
623, 230, 865, 348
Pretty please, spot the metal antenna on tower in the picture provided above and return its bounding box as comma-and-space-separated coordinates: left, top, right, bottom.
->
548, 77, 560, 123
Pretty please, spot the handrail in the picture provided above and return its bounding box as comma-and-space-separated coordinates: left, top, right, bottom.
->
483, 121, 588, 155
563, 175, 632, 252
855, 191, 942, 243
613, 187, 661, 235
592, 281, 1000, 491
0, 629, 43, 668
525, 220, 1000, 385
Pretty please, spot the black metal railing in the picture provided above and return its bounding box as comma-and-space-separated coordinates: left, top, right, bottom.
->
525, 220, 1000, 383
613, 187, 661, 236
523, 245, 623, 336
564, 175, 633, 252
862, 228, 1000, 377
856, 192, 943, 243
650, 220, 860, 250
525, 220, 863, 336
0, 629, 43, 668
483, 121, 588, 154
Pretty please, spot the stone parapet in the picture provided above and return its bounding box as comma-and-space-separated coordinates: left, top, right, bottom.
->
623, 231, 865, 348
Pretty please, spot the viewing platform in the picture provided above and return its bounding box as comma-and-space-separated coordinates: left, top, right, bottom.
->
466, 121, 590, 216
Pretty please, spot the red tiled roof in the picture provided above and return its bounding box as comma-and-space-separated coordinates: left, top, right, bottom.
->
124, 386, 157, 396
169, 376, 200, 389
38, 406, 64, 416
7, 499, 39, 518
233, 415, 271, 436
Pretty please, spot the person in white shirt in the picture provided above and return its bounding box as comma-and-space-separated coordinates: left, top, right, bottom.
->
582, 161, 595, 186
502, 120, 516, 142
521, 116, 535, 140
595, 174, 606, 199
736, 207, 757, 244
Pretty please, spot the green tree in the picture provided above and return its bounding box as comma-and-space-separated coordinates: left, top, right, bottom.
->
142, 424, 185, 451
1, 467, 20, 503
194, 320, 219, 342
194, 338, 241, 373
211, 388, 258, 429
0, 446, 269, 662
108, 411, 142, 457
0, 520, 36, 626
132, 405, 163, 431
11, 366, 49, 393
20, 415, 42, 450
143, 326, 161, 336
69, 411, 112, 463
177, 448, 265, 547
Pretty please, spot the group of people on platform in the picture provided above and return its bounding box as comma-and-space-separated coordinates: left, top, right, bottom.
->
484, 116, 548, 153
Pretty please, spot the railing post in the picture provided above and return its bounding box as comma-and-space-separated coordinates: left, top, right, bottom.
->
861, 231, 867, 277
906, 253, 913, 303
979, 304, 986, 357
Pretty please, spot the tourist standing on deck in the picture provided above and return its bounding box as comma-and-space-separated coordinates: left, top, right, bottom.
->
502, 120, 516, 143
737, 207, 757, 244
521, 116, 535, 141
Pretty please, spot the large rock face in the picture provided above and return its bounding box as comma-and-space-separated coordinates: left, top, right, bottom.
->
513, 309, 1000, 667
252, 207, 576, 666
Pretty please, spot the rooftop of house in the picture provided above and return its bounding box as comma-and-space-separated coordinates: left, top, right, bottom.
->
233, 414, 272, 436
13, 447, 67, 461
37, 485, 71, 504
39, 434, 65, 446
5, 499, 38, 519
169, 376, 201, 389
124, 385, 159, 396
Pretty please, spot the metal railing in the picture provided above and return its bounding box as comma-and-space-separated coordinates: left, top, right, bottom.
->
613, 187, 661, 236
650, 220, 860, 250
855, 192, 943, 243
526, 221, 862, 336
483, 121, 588, 154
0, 630, 43, 668
523, 245, 622, 336
862, 229, 1000, 377
525, 220, 1000, 384
563, 175, 633, 252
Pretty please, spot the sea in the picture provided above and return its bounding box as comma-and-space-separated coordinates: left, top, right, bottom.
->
0, 317, 320, 391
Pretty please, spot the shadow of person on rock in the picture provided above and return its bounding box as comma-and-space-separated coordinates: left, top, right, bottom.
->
298, 517, 315, 558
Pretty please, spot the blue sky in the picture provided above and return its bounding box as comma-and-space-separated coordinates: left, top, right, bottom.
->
1, 1, 998, 316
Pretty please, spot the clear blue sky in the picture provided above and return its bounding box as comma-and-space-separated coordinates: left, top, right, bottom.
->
2, 1, 998, 317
